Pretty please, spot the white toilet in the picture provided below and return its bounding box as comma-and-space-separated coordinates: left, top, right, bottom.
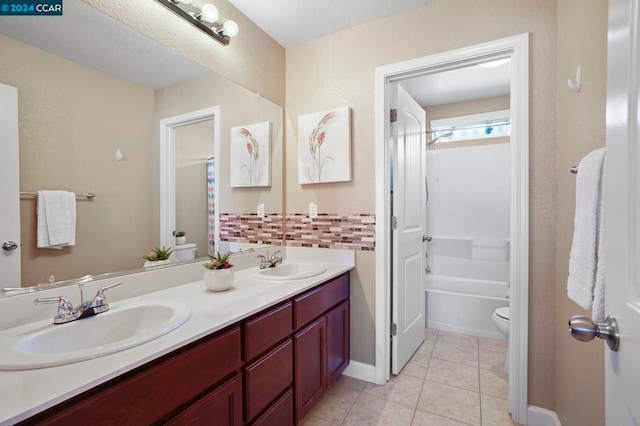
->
174, 243, 197, 262
492, 306, 510, 337
492, 306, 510, 372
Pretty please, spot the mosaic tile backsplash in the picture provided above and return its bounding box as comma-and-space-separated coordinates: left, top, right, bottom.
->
219, 214, 284, 246
285, 214, 375, 251
219, 213, 375, 251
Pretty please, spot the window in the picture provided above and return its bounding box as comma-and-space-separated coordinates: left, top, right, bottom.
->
429, 109, 510, 144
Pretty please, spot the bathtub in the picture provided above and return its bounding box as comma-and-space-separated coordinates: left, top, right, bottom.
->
424, 275, 509, 339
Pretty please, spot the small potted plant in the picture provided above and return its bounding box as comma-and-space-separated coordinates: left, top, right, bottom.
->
203, 251, 234, 292
174, 231, 186, 245
143, 246, 174, 267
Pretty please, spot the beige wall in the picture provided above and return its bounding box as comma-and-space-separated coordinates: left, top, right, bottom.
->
82, 0, 286, 106
154, 70, 284, 222
285, 0, 558, 407
2, 0, 286, 286
0, 34, 156, 285
426, 95, 510, 149
425, 94, 510, 121
554, 0, 608, 424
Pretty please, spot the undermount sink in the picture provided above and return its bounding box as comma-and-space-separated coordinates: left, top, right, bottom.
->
250, 262, 327, 281
0, 302, 192, 370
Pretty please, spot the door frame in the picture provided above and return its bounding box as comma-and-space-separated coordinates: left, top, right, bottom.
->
159, 106, 220, 251
0, 83, 21, 286
374, 33, 529, 424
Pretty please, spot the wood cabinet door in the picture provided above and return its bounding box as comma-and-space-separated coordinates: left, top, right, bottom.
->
294, 317, 326, 422
166, 374, 243, 426
245, 339, 293, 422
326, 300, 349, 386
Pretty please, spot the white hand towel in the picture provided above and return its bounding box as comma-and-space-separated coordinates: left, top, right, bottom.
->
592, 168, 606, 322
37, 190, 76, 249
567, 148, 605, 318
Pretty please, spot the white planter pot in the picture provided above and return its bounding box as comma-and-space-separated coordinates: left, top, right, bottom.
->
204, 268, 234, 292
176, 236, 186, 245
143, 259, 170, 268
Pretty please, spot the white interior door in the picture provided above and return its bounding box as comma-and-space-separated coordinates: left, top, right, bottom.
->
604, 0, 640, 423
0, 83, 21, 287
391, 85, 426, 374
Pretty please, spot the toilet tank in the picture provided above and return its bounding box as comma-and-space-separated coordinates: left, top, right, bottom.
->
175, 243, 197, 261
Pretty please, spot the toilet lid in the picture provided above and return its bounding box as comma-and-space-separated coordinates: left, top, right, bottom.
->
176, 243, 196, 249
495, 307, 509, 320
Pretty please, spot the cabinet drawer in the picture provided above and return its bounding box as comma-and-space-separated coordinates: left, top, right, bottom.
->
245, 339, 293, 422
244, 302, 292, 361
166, 374, 242, 426
31, 326, 241, 425
294, 273, 349, 329
251, 388, 294, 426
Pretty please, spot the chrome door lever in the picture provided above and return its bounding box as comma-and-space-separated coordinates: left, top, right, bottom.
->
422, 235, 432, 242
568, 315, 620, 351
2, 241, 18, 251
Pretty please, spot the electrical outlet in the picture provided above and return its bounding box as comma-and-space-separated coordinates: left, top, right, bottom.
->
257, 203, 265, 218
309, 202, 318, 219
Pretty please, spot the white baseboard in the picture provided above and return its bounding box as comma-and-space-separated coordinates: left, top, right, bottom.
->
527, 406, 561, 426
342, 361, 376, 383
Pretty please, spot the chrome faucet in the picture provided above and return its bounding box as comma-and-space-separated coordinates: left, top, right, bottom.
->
257, 250, 283, 269
34, 281, 122, 324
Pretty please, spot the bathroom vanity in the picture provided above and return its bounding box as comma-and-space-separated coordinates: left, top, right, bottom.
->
1, 258, 352, 426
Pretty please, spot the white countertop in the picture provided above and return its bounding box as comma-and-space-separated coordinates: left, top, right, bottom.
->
0, 256, 354, 425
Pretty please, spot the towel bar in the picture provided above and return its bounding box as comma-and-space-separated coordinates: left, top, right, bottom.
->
20, 191, 95, 200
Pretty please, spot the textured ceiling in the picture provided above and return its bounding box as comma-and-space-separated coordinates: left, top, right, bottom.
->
0, 0, 507, 103
228, 0, 442, 48
0, 1, 209, 90
400, 60, 512, 107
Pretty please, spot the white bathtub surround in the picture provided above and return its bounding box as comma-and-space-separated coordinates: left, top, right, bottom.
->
426, 143, 511, 239
428, 237, 510, 282
471, 238, 510, 261
0, 247, 355, 425
424, 275, 509, 339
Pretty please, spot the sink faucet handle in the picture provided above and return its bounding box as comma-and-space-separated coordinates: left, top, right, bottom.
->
34, 296, 74, 316
93, 281, 122, 305
271, 250, 281, 259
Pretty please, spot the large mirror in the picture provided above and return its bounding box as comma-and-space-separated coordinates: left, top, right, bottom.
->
0, 1, 283, 293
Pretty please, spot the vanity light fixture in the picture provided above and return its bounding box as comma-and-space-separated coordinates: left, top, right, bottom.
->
155, 0, 239, 46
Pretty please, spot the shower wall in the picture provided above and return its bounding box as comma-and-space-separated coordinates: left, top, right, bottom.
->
426, 142, 511, 281
425, 142, 511, 336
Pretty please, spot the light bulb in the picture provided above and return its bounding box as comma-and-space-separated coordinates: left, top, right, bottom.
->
200, 4, 219, 23
222, 20, 239, 37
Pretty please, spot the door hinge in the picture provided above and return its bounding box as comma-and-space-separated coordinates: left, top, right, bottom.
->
391, 323, 398, 336
390, 109, 397, 123
391, 216, 397, 230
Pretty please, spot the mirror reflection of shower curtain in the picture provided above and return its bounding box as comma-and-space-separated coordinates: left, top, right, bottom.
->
207, 157, 215, 256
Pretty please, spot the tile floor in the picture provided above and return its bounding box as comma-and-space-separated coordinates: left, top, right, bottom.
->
300, 328, 516, 426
